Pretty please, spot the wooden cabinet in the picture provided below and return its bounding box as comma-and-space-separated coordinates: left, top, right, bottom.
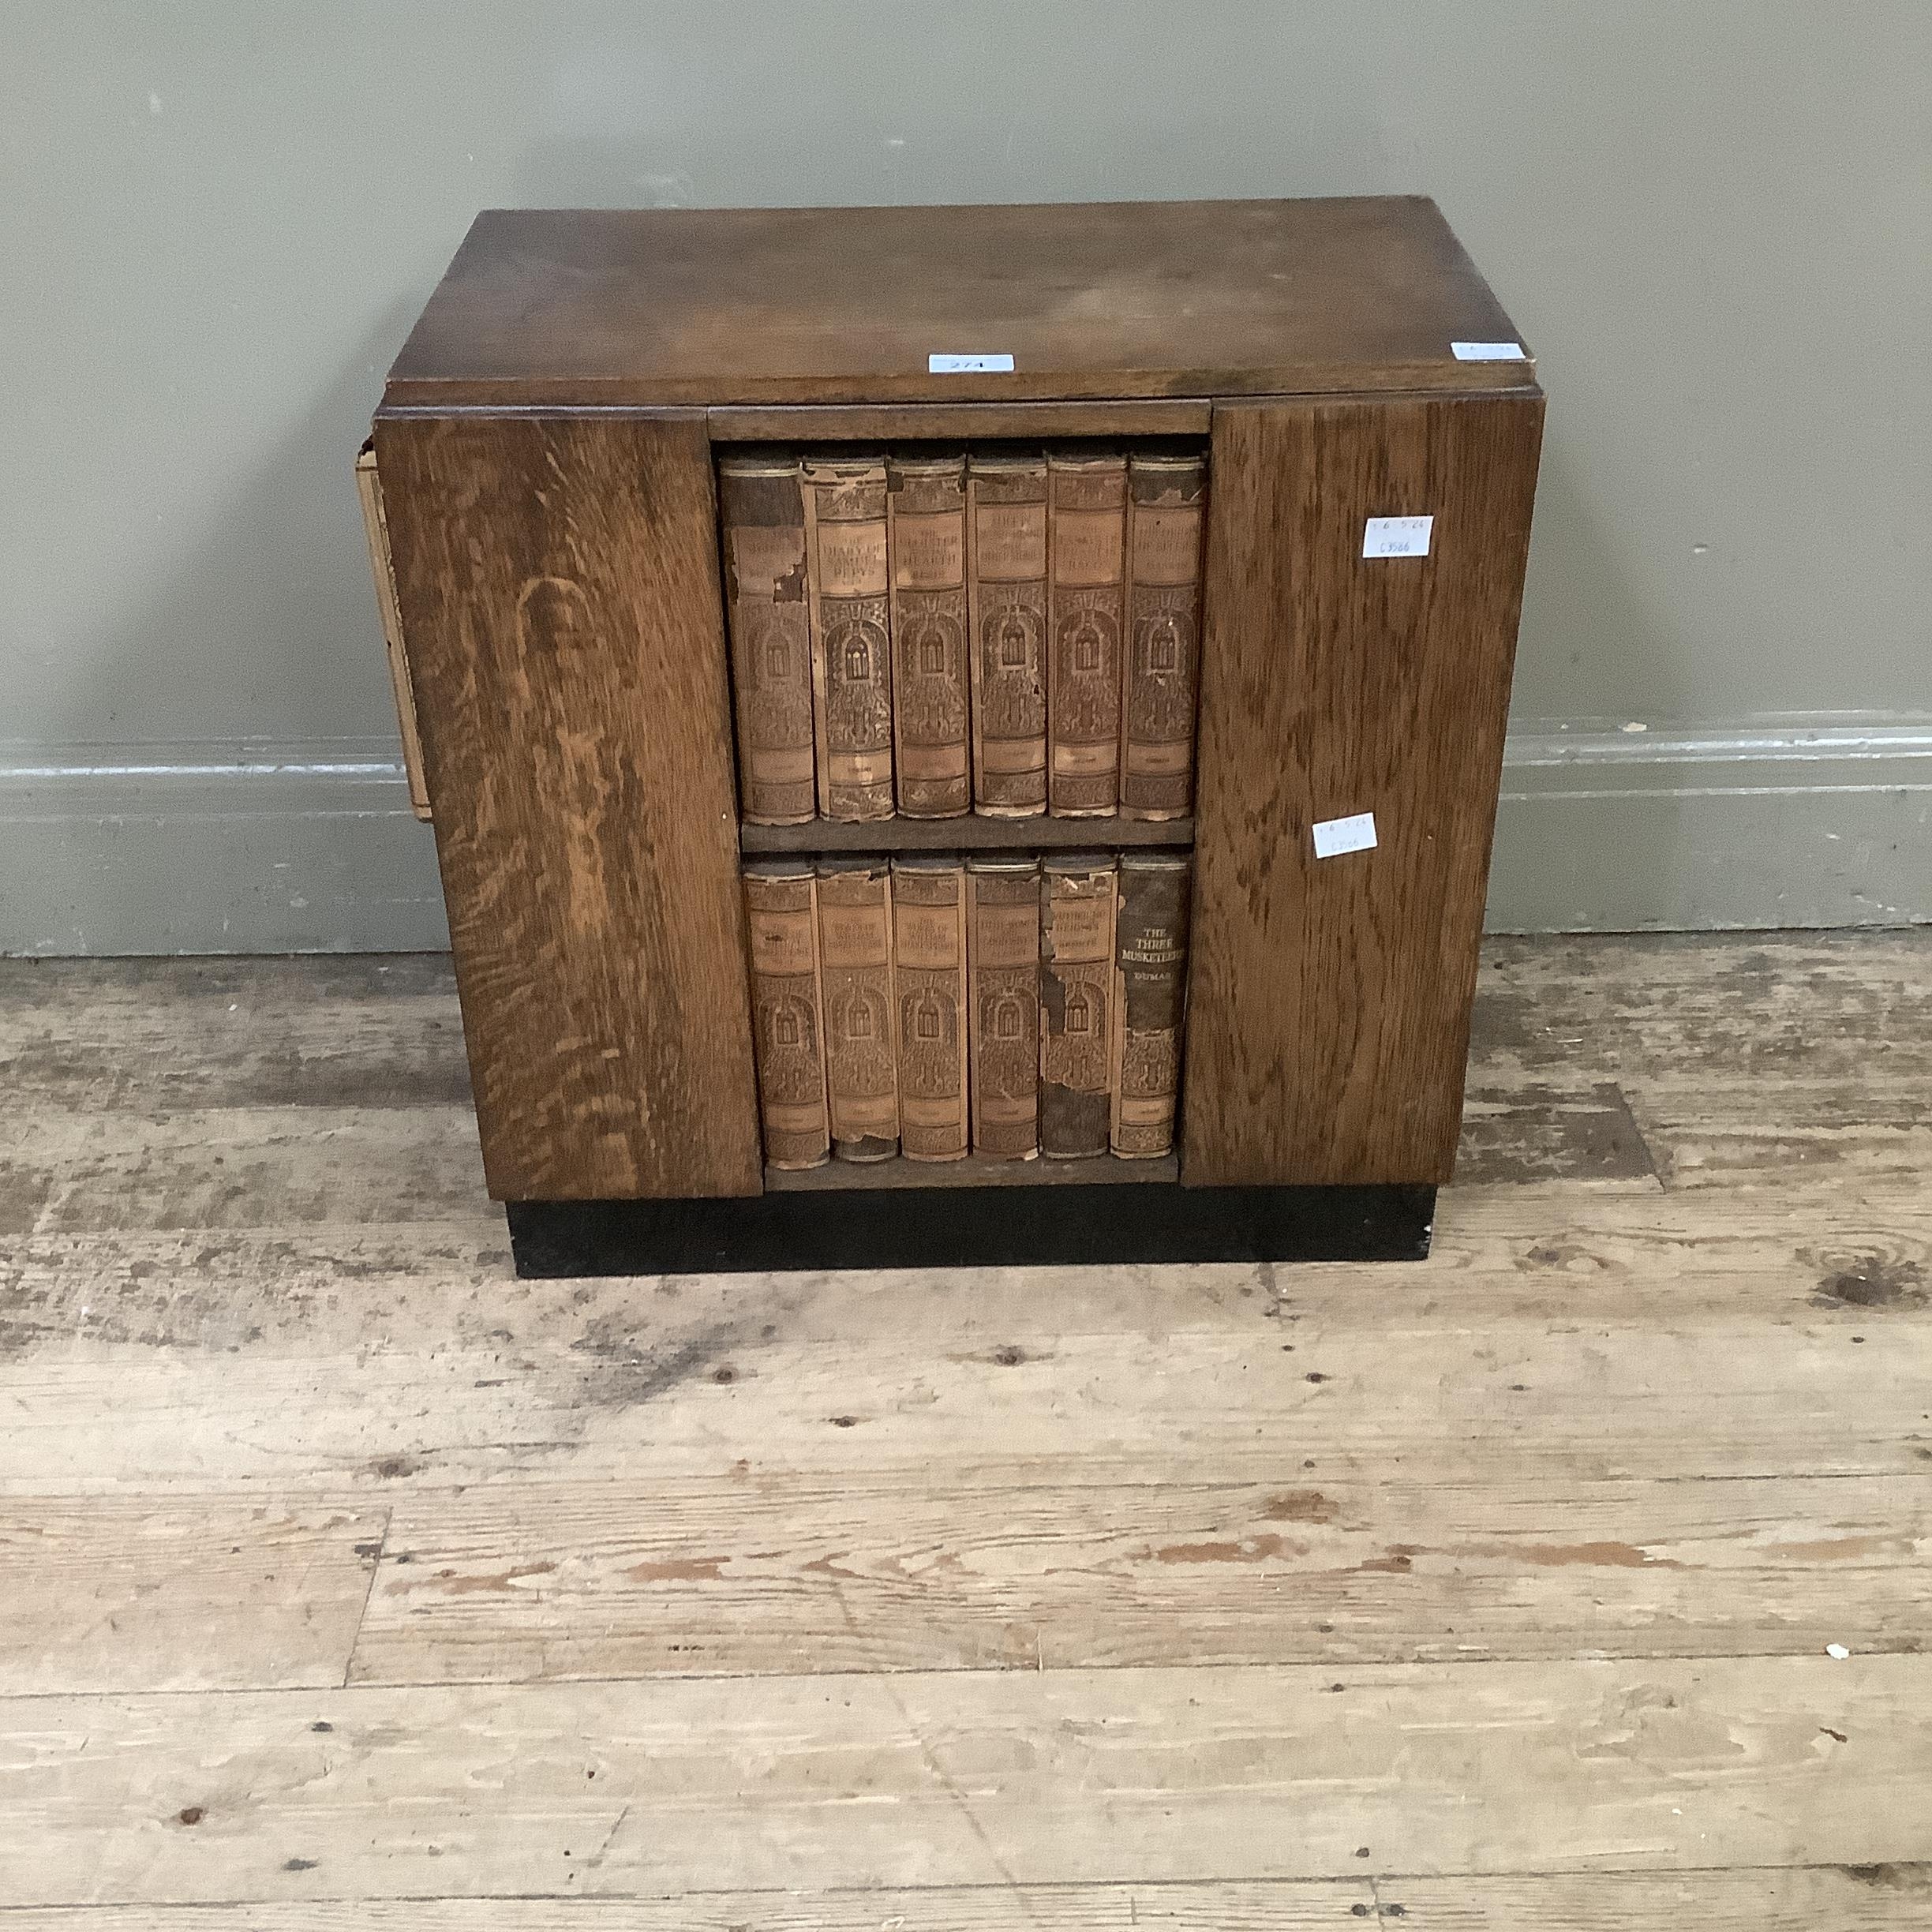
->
364, 198, 1544, 1272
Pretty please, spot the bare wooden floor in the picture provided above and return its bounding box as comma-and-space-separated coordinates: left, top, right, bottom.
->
2, 931, 1930, 1924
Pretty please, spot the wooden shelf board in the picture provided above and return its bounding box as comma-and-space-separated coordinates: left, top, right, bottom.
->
765, 1152, 1178, 1192
741, 816, 1193, 857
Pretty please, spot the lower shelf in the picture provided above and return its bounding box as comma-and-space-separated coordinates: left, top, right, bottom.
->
505, 1182, 1436, 1276
739, 814, 1193, 856
766, 1153, 1178, 1190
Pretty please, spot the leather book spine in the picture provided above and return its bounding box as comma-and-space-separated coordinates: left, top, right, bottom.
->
815, 858, 900, 1160
803, 455, 894, 821
742, 859, 830, 1170
890, 856, 969, 1160
1039, 855, 1117, 1159
966, 452, 1049, 817
1046, 448, 1127, 816
965, 856, 1041, 1159
719, 451, 815, 826
1110, 852, 1192, 1158
1121, 451, 1208, 821
888, 455, 971, 818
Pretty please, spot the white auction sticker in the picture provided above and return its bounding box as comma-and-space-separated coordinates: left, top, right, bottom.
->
928, 352, 1014, 373
1363, 515, 1432, 559
1312, 811, 1378, 859
1451, 340, 1528, 361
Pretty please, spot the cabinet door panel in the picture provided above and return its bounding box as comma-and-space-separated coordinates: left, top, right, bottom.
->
373, 410, 761, 1200
1183, 393, 1544, 1185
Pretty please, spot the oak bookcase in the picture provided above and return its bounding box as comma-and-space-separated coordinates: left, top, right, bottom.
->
365, 197, 1544, 1275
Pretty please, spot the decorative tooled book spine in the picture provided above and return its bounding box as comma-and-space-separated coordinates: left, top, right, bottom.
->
1039, 855, 1117, 1159
803, 455, 893, 821
1110, 852, 1191, 1158
742, 859, 830, 1169
1121, 450, 1207, 821
966, 451, 1049, 817
887, 455, 971, 818
965, 855, 1041, 1159
1046, 447, 1127, 816
719, 452, 815, 826
815, 858, 899, 1159
890, 856, 969, 1160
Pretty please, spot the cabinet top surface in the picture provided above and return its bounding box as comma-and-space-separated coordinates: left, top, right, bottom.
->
383, 197, 1535, 409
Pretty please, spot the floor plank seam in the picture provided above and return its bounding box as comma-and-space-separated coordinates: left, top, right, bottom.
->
1607, 1079, 1668, 1189
4, 1644, 1926, 1705
342, 1503, 394, 1690
0, 1859, 1919, 1910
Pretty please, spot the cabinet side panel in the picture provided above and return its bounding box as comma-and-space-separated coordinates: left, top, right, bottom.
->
1182, 392, 1543, 1185
372, 411, 761, 1200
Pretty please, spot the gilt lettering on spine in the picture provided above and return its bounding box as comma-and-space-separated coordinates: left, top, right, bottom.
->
1040, 855, 1117, 1159
1110, 852, 1191, 1158
966, 856, 1041, 1159
743, 860, 830, 1168
816, 858, 900, 1159
803, 455, 894, 820
1046, 447, 1128, 817
720, 453, 814, 825
1121, 451, 1207, 820
967, 452, 1050, 816
887, 455, 971, 818
891, 856, 969, 1159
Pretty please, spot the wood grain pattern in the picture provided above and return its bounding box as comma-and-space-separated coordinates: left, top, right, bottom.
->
352, 446, 432, 821
0, 1496, 385, 1695
370, 412, 760, 1200
11, 1258, 1927, 1495
347, 1469, 1932, 1683
1184, 393, 1544, 1186
0, 1892, 1372, 1932
5, 938, 1930, 1912
5, 1869, 1923, 1932
5, 1657, 1926, 1900
384, 200, 1532, 407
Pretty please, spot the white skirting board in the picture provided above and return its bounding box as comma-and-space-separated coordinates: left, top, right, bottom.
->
0, 743, 449, 957
2, 725, 1928, 954
1486, 723, 1932, 932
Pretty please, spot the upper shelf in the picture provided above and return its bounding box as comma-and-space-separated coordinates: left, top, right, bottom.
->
740, 815, 1193, 858
381, 197, 1537, 410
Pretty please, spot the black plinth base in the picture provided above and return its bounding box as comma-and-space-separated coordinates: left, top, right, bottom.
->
506, 1182, 1435, 1277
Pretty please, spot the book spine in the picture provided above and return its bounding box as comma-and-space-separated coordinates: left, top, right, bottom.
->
719, 453, 815, 826
1110, 853, 1191, 1157
888, 455, 971, 818
965, 856, 1041, 1159
1039, 855, 1117, 1159
890, 856, 969, 1160
742, 860, 830, 1169
815, 859, 900, 1159
966, 453, 1049, 817
1046, 448, 1127, 816
1121, 451, 1208, 821
803, 456, 894, 821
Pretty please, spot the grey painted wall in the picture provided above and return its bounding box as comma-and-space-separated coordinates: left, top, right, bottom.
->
4, 1, 1928, 951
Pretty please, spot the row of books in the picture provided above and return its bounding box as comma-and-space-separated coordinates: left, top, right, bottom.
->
719, 447, 1208, 826
743, 852, 1191, 1167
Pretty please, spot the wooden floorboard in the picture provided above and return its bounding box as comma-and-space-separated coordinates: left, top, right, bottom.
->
2, 933, 1930, 1911
1, 1868, 1928, 1929
0, 1496, 385, 1697
4, 1658, 1928, 1901
345, 1469, 1931, 1683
